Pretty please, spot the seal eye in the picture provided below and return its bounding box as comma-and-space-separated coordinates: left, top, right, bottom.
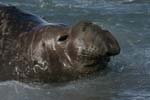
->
58, 35, 68, 42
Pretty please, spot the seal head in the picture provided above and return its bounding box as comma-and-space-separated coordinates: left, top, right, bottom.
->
23, 21, 120, 81
65, 21, 120, 74
0, 5, 120, 82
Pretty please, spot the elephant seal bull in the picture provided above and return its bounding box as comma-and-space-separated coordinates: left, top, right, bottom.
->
0, 5, 120, 82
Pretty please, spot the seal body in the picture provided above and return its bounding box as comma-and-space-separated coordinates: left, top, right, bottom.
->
0, 5, 120, 82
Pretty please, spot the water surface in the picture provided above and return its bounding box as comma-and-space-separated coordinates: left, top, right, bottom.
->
0, 0, 150, 100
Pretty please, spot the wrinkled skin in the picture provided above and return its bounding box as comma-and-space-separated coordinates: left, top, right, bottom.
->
0, 5, 120, 82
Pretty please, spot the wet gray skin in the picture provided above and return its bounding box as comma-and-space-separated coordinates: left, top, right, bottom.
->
65, 21, 120, 74
0, 5, 120, 82
0, 0, 149, 100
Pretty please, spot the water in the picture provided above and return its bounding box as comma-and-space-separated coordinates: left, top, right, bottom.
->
0, 0, 150, 100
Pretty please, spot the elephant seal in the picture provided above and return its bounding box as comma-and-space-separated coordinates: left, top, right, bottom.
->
0, 5, 120, 82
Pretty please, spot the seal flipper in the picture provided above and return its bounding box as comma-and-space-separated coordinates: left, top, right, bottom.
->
0, 4, 48, 37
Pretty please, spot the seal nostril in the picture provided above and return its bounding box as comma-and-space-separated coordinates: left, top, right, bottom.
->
106, 48, 120, 56
106, 41, 120, 56
106, 52, 111, 56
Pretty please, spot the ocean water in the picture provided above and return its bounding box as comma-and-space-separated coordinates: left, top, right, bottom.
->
0, 0, 150, 100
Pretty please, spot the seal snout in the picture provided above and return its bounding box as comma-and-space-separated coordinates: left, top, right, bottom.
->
68, 21, 120, 70
106, 42, 120, 56
86, 29, 120, 57
103, 30, 120, 56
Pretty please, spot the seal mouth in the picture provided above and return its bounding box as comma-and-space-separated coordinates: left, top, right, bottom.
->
77, 56, 110, 74
83, 56, 110, 68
